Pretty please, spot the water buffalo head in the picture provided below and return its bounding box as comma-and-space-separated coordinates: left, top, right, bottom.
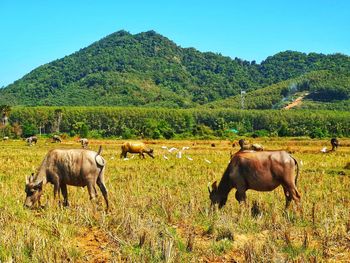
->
238, 139, 246, 148
24, 173, 43, 208
208, 181, 227, 208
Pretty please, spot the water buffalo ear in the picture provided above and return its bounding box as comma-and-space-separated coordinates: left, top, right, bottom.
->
212, 181, 218, 190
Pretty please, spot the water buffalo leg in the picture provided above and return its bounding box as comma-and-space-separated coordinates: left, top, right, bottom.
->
283, 180, 301, 205
93, 185, 98, 197
283, 186, 293, 208
53, 181, 60, 203
60, 183, 69, 207
87, 183, 97, 201
97, 177, 109, 210
120, 151, 127, 159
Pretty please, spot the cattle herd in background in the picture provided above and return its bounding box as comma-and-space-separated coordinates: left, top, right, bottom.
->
0, 135, 342, 210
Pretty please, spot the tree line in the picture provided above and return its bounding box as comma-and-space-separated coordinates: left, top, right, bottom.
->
1, 106, 349, 139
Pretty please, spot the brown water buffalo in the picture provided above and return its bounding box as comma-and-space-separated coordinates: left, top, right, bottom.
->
24, 146, 108, 210
78, 138, 89, 149
209, 151, 300, 209
120, 141, 154, 159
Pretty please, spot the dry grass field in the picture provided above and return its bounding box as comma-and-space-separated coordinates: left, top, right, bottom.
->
0, 137, 349, 262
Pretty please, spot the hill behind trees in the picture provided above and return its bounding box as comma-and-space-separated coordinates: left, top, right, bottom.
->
0, 30, 349, 109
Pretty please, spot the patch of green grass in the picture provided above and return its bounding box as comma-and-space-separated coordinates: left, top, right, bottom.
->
282, 245, 320, 260
212, 239, 233, 255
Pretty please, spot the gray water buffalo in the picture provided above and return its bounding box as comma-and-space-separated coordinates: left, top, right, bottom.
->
209, 150, 300, 209
25, 136, 38, 145
24, 146, 108, 210
120, 141, 154, 159
78, 138, 89, 149
52, 135, 62, 143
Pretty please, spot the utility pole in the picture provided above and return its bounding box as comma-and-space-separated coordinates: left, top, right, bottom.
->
240, 89, 246, 110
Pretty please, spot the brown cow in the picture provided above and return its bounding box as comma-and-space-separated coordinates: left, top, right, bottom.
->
24, 146, 108, 210
120, 141, 154, 159
209, 151, 300, 209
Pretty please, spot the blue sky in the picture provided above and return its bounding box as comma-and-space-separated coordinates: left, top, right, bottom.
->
0, 0, 349, 87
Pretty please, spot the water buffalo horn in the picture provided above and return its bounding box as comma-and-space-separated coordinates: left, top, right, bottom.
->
207, 182, 211, 193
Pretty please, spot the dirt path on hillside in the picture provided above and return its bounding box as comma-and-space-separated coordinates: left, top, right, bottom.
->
283, 93, 309, 110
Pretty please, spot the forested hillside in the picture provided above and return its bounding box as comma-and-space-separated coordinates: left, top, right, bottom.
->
206, 70, 350, 110
0, 30, 349, 108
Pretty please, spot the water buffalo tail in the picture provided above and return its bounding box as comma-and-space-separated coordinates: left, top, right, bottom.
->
290, 155, 299, 186
97, 145, 102, 155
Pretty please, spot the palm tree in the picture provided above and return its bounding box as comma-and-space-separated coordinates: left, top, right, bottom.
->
53, 109, 63, 133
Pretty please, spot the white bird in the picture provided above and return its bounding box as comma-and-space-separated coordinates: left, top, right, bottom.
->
204, 159, 211, 164
176, 151, 182, 158
161, 146, 168, 149
321, 147, 327, 153
168, 147, 178, 153
163, 155, 169, 160
123, 157, 129, 161
186, 156, 193, 161
182, 146, 190, 151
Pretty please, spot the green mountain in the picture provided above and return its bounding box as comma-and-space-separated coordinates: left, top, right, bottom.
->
0, 30, 349, 108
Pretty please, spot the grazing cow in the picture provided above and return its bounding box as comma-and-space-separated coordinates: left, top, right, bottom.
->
251, 143, 264, 151
208, 151, 300, 209
24, 146, 108, 210
331, 138, 339, 151
26, 136, 38, 146
120, 141, 154, 159
238, 139, 263, 151
78, 138, 89, 149
3, 136, 9, 141
52, 135, 62, 143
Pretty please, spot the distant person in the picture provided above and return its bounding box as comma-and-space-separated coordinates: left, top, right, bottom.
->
331, 138, 339, 151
